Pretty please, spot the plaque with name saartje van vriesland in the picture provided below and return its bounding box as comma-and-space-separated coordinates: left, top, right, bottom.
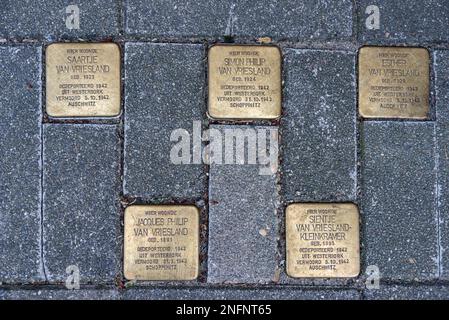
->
286, 203, 360, 278
124, 205, 199, 281
208, 44, 281, 119
359, 46, 429, 119
46, 43, 121, 117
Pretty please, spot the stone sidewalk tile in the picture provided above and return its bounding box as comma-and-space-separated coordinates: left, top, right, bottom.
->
0, 0, 120, 39
437, 121, 449, 279
123, 287, 361, 300
124, 43, 206, 200
125, 0, 230, 38
357, 0, 449, 44
43, 124, 121, 283
282, 49, 357, 203
434, 50, 449, 279
362, 122, 438, 281
233, 0, 353, 40
1, 288, 119, 300
364, 285, 449, 300
0, 46, 43, 283
125, 0, 352, 41
207, 125, 279, 284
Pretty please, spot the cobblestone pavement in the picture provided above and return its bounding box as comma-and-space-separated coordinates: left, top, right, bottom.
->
1, 0, 449, 300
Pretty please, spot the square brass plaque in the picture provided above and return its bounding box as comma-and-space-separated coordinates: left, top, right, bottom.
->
359, 46, 429, 119
46, 43, 121, 117
286, 203, 360, 278
208, 44, 281, 119
124, 205, 199, 281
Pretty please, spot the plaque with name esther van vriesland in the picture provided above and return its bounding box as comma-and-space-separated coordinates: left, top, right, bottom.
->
286, 203, 360, 278
46, 43, 121, 117
359, 46, 429, 119
208, 44, 281, 119
124, 205, 199, 281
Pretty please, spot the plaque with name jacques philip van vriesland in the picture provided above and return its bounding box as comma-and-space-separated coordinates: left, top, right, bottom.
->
46, 43, 121, 117
124, 205, 199, 281
359, 46, 429, 119
286, 203, 360, 278
208, 44, 281, 119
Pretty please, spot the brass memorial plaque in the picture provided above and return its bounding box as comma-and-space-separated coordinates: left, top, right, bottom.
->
208, 44, 281, 119
286, 203, 360, 278
46, 43, 121, 117
359, 46, 429, 119
124, 205, 199, 281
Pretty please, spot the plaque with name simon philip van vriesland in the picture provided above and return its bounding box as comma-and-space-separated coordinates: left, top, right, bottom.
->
286, 203, 360, 278
46, 42, 121, 117
124, 205, 199, 281
208, 44, 282, 120
359, 46, 429, 119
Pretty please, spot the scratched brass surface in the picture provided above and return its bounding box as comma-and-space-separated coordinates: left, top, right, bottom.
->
286, 203, 360, 278
359, 46, 429, 119
208, 44, 281, 119
46, 43, 120, 117
124, 205, 199, 281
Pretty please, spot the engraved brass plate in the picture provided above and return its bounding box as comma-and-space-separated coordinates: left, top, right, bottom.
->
46, 43, 121, 117
208, 44, 281, 119
359, 46, 429, 119
286, 203, 360, 278
124, 205, 199, 281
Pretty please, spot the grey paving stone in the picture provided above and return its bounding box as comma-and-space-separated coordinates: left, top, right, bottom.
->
233, 0, 353, 40
364, 285, 449, 300
125, 0, 230, 38
362, 122, 438, 281
0, 46, 43, 283
123, 287, 360, 300
435, 51, 449, 120
0, 0, 119, 39
43, 124, 121, 283
437, 121, 449, 279
208, 125, 278, 284
276, 270, 358, 286
125, 0, 352, 40
435, 50, 449, 279
358, 0, 449, 44
282, 49, 357, 202
2, 288, 119, 300
124, 43, 206, 200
